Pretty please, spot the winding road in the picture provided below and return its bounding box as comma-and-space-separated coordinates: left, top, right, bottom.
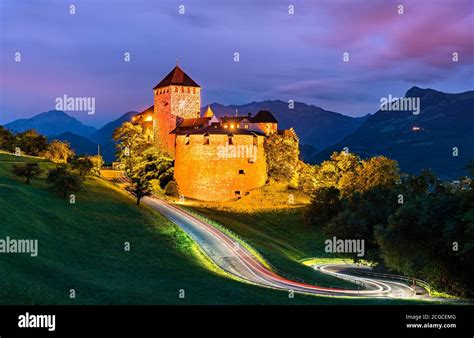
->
104, 170, 428, 299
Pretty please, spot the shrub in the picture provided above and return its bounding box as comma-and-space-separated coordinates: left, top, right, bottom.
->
164, 180, 180, 197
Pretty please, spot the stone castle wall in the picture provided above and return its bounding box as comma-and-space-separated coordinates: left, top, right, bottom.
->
174, 133, 267, 201
153, 85, 200, 156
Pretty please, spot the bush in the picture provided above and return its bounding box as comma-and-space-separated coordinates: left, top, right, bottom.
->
164, 180, 180, 197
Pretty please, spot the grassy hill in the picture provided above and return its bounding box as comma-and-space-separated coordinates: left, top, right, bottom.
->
0, 154, 425, 304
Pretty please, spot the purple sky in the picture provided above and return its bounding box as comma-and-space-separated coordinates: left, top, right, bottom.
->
1, 0, 473, 127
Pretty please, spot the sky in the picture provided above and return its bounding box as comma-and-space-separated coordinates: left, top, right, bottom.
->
0, 0, 473, 127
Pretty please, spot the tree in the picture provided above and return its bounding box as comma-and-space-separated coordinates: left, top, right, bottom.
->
41, 140, 74, 163
354, 156, 400, 192
47, 165, 67, 182
71, 157, 94, 178
264, 132, 299, 181
15, 129, 48, 156
314, 151, 361, 196
50, 172, 83, 198
88, 155, 104, 176
304, 186, 342, 227
135, 148, 174, 189
113, 122, 148, 173
12, 162, 42, 184
0, 126, 15, 152
297, 161, 318, 194
126, 175, 152, 205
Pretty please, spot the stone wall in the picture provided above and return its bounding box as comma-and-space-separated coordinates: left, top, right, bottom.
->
153, 85, 201, 156
174, 133, 267, 201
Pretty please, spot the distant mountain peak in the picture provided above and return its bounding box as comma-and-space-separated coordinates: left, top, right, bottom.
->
405, 86, 443, 98
4, 110, 96, 137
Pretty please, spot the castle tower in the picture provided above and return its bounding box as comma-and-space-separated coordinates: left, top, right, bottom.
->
153, 65, 201, 156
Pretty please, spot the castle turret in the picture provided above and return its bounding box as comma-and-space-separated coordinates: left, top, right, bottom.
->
203, 105, 214, 118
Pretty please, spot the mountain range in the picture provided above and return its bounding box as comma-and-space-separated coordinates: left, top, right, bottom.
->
203, 100, 369, 150
2, 88, 472, 179
312, 87, 474, 179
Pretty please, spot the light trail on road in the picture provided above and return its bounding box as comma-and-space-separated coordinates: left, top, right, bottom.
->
105, 170, 426, 298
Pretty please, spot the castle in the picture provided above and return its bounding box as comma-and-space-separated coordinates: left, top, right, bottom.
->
132, 65, 297, 201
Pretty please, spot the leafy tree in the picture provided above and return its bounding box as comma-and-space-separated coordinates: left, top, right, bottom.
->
71, 157, 94, 178
264, 132, 299, 181
374, 191, 472, 295
41, 140, 74, 163
304, 187, 341, 227
11, 162, 42, 184
47, 165, 69, 183
136, 148, 174, 189
50, 172, 83, 198
313, 151, 361, 196
297, 161, 318, 194
15, 129, 48, 156
113, 122, 148, 173
126, 174, 152, 205
354, 156, 400, 192
88, 155, 104, 176
0, 126, 15, 152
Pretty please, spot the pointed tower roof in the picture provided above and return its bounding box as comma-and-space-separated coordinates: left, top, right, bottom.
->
153, 65, 200, 89
203, 105, 214, 118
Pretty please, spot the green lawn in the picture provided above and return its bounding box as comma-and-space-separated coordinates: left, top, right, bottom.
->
0, 154, 426, 304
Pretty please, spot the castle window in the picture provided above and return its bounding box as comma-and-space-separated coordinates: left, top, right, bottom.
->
181, 87, 184, 93
187, 88, 190, 93
185, 135, 190, 145
203, 134, 210, 145
193, 88, 196, 94
235, 191, 241, 196
239, 170, 245, 175
175, 87, 178, 92
228, 136, 234, 145
253, 135, 258, 146
244, 124, 249, 129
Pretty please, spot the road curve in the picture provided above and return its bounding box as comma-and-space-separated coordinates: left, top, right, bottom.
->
104, 170, 420, 298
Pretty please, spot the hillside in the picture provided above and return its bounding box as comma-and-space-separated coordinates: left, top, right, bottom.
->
1, 153, 390, 305
4, 110, 96, 137
312, 87, 474, 179
203, 100, 369, 150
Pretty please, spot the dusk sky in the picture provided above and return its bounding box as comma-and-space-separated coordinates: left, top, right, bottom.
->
1, 0, 473, 127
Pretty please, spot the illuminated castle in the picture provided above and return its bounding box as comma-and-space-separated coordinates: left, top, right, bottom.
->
133, 65, 297, 201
